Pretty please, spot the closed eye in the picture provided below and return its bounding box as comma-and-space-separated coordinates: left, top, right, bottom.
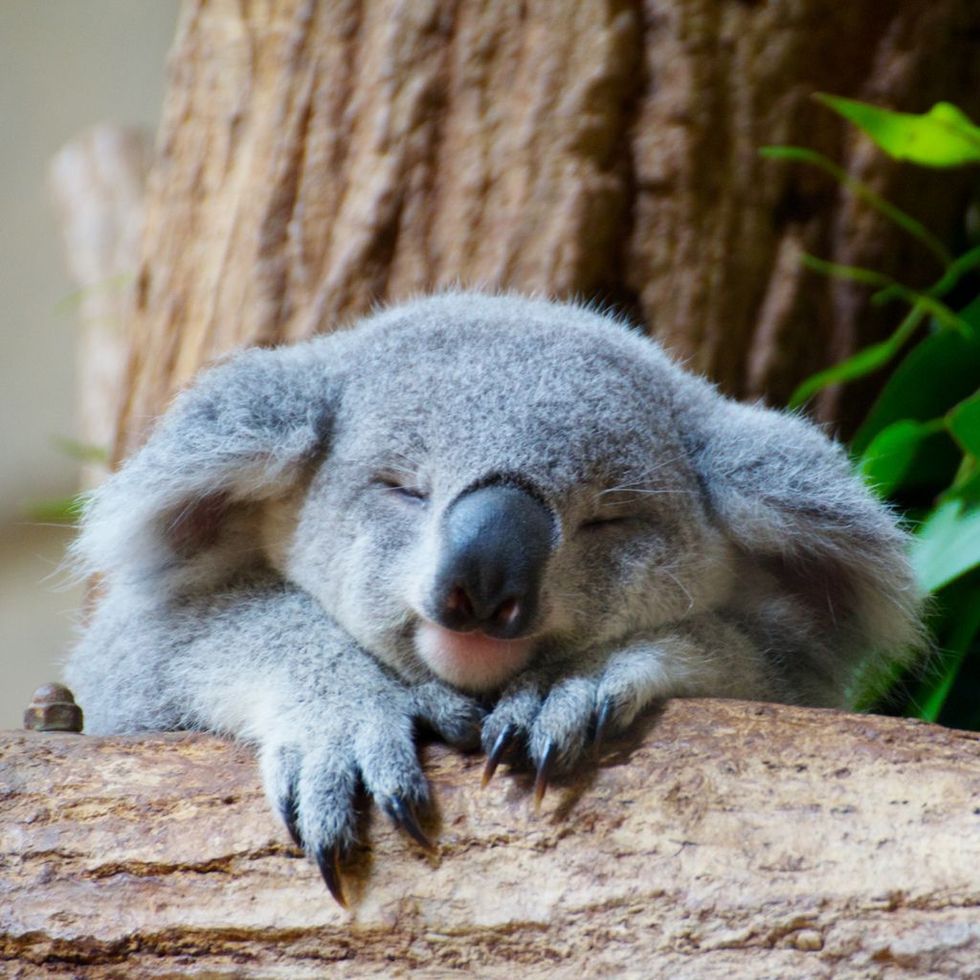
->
374, 474, 428, 504
579, 514, 639, 532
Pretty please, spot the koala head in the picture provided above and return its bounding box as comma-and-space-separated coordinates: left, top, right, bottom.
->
77, 292, 919, 695
256, 298, 734, 690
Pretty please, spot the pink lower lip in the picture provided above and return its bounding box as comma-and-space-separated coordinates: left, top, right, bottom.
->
414, 620, 535, 691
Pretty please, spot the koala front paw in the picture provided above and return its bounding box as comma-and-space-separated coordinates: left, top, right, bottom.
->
259, 708, 433, 906
481, 644, 671, 804
411, 679, 485, 750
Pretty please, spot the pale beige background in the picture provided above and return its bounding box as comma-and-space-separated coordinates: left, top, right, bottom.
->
0, 1, 178, 729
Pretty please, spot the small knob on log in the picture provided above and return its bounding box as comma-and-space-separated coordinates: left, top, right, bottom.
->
23, 683, 84, 733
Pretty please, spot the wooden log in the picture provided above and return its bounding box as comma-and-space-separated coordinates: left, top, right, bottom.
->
116, 0, 980, 457
2, 699, 977, 977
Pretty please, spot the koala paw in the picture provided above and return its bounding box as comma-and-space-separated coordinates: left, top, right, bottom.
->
259, 703, 437, 906
481, 644, 670, 805
411, 679, 485, 750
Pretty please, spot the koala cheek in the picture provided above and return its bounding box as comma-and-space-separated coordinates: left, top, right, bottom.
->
403, 537, 441, 617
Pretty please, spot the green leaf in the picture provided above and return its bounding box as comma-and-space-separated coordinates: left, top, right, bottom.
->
912, 498, 980, 592
797, 253, 894, 289
814, 95, 980, 168
852, 314, 980, 455
798, 254, 971, 333
760, 145, 951, 266
870, 245, 980, 308
858, 418, 944, 498
50, 436, 110, 465
915, 577, 980, 722
22, 496, 85, 524
921, 245, 980, 301
790, 340, 899, 409
948, 455, 980, 505
788, 303, 925, 409
946, 389, 980, 457
954, 290, 980, 333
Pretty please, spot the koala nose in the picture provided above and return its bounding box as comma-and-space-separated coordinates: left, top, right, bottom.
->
431, 484, 554, 639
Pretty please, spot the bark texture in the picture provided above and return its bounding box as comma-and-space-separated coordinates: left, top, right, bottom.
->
1, 700, 977, 978
118, 0, 980, 455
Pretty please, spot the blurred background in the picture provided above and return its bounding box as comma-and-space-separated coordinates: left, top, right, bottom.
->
0, 1, 177, 729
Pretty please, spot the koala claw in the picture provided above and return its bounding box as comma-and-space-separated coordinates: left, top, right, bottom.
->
532, 739, 557, 810
592, 697, 615, 749
382, 795, 434, 851
480, 659, 667, 806
280, 791, 303, 850
315, 843, 347, 908
482, 723, 518, 787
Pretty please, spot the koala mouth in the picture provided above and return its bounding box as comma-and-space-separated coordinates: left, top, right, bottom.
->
414, 620, 535, 692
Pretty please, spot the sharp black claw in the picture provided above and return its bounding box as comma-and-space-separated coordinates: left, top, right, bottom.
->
384, 796, 434, 851
280, 791, 303, 849
315, 844, 347, 908
593, 698, 615, 749
533, 740, 556, 811
482, 723, 517, 787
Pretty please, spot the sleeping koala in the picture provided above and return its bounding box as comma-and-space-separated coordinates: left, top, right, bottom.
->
65, 291, 921, 903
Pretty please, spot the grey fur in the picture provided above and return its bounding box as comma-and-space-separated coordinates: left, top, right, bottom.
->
65, 291, 921, 869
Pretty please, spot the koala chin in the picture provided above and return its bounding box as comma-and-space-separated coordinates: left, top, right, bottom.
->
64, 291, 922, 903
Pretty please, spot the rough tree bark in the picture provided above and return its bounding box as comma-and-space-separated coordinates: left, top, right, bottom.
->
2, 701, 978, 978
117, 0, 980, 456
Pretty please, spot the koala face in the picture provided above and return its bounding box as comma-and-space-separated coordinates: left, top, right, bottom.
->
261, 302, 734, 692
79, 291, 918, 710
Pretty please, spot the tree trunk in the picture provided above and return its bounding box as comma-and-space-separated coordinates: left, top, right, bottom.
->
2, 700, 977, 978
117, 0, 980, 456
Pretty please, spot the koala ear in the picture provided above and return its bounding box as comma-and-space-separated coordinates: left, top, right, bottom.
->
75, 342, 336, 595
683, 388, 922, 681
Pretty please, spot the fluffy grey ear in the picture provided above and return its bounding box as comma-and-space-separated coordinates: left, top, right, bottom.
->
74, 342, 335, 596
682, 388, 922, 684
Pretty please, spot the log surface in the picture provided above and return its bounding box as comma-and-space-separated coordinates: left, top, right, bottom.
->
2, 700, 977, 977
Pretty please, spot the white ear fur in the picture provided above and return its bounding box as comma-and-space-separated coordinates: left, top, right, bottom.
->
74, 344, 335, 597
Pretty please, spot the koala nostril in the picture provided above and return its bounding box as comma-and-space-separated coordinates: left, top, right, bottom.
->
445, 585, 474, 621
439, 588, 523, 635
493, 597, 521, 630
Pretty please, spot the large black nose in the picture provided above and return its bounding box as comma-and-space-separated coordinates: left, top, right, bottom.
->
430, 484, 554, 638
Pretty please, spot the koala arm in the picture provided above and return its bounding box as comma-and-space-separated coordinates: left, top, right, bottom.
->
480, 612, 771, 798
65, 576, 481, 904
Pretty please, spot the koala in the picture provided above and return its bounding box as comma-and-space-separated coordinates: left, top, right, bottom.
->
65, 291, 921, 904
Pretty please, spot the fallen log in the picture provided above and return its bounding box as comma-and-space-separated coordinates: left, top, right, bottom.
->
1, 699, 977, 977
